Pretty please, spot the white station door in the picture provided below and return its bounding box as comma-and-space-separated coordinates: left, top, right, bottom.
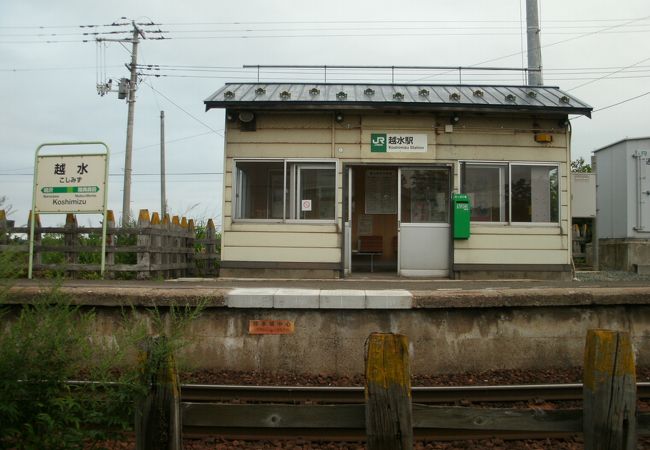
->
398, 167, 450, 277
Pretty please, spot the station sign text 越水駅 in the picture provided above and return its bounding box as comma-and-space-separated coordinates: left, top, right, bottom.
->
371, 133, 427, 153
34, 154, 107, 213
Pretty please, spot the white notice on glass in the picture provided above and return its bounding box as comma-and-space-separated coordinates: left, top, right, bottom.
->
301, 199, 312, 211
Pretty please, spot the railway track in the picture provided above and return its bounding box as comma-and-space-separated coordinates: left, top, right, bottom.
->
67, 381, 650, 441
179, 382, 650, 441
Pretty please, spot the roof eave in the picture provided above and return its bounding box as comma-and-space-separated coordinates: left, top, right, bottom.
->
204, 101, 592, 118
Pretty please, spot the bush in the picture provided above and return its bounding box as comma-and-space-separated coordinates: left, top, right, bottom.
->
0, 294, 116, 449
0, 279, 205, 449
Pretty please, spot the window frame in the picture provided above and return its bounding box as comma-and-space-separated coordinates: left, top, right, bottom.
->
460, 160, 561, 226
232, 158, 338, 224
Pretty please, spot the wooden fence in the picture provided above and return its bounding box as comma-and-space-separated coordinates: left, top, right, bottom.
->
0, 209, 219, 279
138, 329, 647, 450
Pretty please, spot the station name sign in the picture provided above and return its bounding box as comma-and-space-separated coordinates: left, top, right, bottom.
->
371, 133, 427, 153
34, 154, 107, 213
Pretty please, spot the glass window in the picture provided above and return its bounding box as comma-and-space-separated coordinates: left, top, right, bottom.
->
400, 168, 449, 223
293, 164, 336, 220
511, 165, 558, 223
234, 161, 284, 220
234, 160, 336, 222
462, 164, 508, 222
461, 162, 559, 224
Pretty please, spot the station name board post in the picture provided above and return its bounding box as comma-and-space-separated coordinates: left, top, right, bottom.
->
29, 142, 110, 279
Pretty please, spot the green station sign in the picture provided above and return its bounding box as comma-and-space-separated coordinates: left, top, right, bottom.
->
371, 132, 427, 153
41, 186, 100, 194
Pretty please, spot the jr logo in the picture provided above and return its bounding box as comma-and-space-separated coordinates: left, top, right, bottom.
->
370, 133, 387, 152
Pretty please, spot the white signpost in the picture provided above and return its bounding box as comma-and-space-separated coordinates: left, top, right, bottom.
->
29, 142, 110, 279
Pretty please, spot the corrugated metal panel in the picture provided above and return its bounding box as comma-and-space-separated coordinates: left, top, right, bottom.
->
205, 83, 592, 116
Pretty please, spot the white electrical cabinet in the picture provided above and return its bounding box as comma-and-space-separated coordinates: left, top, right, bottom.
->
571, 172, 596, 219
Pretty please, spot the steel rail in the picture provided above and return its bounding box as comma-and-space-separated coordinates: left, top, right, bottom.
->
179, 381, 650, 404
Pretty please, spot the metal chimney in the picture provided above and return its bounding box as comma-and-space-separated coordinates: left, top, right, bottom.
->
526, 0, 543, 85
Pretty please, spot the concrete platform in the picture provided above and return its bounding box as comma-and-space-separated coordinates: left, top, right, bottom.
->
5, 275, 650, 309
4, 277, 650, 375
226, 288, 411, 309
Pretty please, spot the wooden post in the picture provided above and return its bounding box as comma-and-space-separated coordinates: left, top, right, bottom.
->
135, 336, 182, 450
206, 218, 216, 276
28, 211, 42, 268
583, 329, 637, 450
161, 214, 171, 279
187, 219, 195, 277
0, 210, 8, 245
150, 212, 162, 279
137, 209, 151, 280
365, 333, 413, 450
180, 217, 189, 277
171, 215, 180, 279
64, 213, 78, 277
105, 210, 116, 278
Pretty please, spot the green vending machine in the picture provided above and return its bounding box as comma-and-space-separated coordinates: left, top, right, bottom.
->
452, 194, 471, 239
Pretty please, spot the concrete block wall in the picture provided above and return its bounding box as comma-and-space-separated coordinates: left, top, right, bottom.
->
86, 304, 650, 376
599, 238, 650, 271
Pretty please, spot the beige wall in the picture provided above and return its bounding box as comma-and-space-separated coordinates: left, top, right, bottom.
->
221, 111, 570, 269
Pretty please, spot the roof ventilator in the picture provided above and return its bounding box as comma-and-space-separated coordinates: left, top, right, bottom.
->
309, 87, 320, 96
364, 88, 375, 96
473, 89, 484, 98
527, 91, 537, 98
280, 90, 291, 100
505, 94, 516, 103
336, 91, 348, 100
224, 91, 235, 100
418, 89, 430, 97
449, 92, 461, 102
254, 87, 266, 96
393, 92, 404, 100
560, 95, 570, 104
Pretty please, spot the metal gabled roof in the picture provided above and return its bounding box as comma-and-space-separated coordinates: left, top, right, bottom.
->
204, 83, 592, 117
593, 136, 650, 153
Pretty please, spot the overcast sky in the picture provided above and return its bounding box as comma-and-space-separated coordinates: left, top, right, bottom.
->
1, 0, 649, 226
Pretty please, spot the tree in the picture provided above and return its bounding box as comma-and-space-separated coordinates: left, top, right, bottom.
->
571, 157, 592, 173
0, 195, 14, 216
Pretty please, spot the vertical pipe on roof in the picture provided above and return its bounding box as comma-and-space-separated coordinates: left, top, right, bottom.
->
526, 0, 544, 86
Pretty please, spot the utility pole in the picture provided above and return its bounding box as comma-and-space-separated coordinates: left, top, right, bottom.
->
96, 20, 165, 225
160, 110, 167, 217
526, 0, 544, 86
122, 21, 145, 225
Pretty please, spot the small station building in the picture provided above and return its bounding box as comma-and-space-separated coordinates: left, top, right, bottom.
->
205, 83, 591, 279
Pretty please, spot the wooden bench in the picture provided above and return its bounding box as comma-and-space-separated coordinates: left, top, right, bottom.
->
356, 235, 383, 272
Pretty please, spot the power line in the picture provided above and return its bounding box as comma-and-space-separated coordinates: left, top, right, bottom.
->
157, 17, 650, 26
412, 14, 650, 83
3, 24, 649, 44
0, 18, 634, 30
593, 91, 650, 113
0, 65, 121, 72
0, 172, 224, 176
143, 82, 223, 136
571, 90, 650, 121
132, 24, 650, 34
566, 55, 650, 92
0, 23, 129, 30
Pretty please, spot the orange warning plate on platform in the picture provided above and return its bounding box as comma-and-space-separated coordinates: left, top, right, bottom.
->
249, 320, 295, 335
